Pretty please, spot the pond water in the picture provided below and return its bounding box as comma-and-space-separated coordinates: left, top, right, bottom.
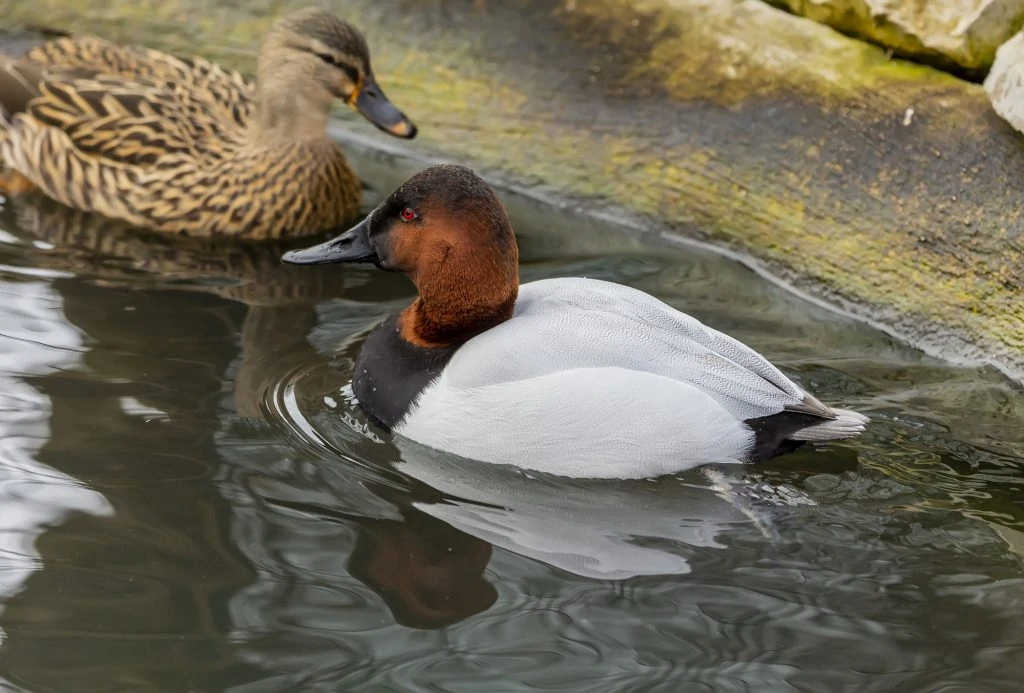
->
0, 139, 1022, 693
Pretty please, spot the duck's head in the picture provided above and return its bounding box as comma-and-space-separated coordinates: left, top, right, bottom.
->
256, 7, 416, 139
284, 165, 519, 345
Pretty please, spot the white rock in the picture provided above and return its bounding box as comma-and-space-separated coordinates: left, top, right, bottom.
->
986, 30, 1024, 133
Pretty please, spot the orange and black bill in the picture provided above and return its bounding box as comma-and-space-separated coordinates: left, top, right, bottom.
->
353, 74, 417, 139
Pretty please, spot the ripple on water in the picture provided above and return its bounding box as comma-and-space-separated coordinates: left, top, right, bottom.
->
232, 339, 1024, 690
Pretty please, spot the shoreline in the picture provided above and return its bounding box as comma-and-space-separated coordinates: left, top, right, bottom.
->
2, 0, 1022, 383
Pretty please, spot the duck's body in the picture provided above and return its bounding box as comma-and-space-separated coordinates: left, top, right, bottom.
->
354, 277, 866, 478
0, 8, 416, 239
284, 165, 868, 479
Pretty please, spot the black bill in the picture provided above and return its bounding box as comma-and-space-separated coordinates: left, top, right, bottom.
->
282, 217, 379, 265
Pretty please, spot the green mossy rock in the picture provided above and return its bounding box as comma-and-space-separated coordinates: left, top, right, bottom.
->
767, 0, 1024, 74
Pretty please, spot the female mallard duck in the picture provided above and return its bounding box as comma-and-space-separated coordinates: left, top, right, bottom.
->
0, 7, 416, 239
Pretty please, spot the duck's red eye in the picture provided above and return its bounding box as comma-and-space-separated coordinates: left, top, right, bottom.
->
400, 208, 416, 222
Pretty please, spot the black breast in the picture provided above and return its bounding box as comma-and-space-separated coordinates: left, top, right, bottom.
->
352, 314, 458, 430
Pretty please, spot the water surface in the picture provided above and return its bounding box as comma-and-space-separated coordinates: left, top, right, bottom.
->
0, 145, 1022, 692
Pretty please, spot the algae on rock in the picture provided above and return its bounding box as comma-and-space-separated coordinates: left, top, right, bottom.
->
766, 0, 1024, 73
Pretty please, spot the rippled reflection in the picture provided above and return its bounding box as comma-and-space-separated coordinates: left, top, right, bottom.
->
393, 442, 790, 579
0, 271, 112, 660
0, 143, 1023, 691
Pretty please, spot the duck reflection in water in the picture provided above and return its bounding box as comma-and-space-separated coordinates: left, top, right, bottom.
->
0, 191, 409, 414
257, 470, 499, 629
389, 439, 815, 580
347, 506, 497, 629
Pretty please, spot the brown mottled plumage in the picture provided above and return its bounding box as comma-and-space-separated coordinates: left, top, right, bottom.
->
0, 7, 417, 239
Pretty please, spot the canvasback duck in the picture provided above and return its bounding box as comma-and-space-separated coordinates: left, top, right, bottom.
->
283, 165, 868, 479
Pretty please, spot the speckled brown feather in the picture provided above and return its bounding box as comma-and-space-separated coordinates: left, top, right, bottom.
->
24, 36, 254, 125
0, 28, 362, 239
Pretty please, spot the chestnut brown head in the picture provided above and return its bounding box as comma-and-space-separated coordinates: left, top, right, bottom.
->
283, 165, 519, 344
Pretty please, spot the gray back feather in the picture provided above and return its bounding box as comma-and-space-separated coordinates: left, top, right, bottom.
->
447, 277, 824, 421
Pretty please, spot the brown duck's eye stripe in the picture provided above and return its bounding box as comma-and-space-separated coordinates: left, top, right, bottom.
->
341, 64, 360, 84
314, 52, 360, 84
315, 51, 339, 66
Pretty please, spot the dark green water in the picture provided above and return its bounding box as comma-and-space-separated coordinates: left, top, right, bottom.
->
0, 142, 1022, 693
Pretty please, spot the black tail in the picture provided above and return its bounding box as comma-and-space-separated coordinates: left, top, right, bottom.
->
745, 408, 868, 461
